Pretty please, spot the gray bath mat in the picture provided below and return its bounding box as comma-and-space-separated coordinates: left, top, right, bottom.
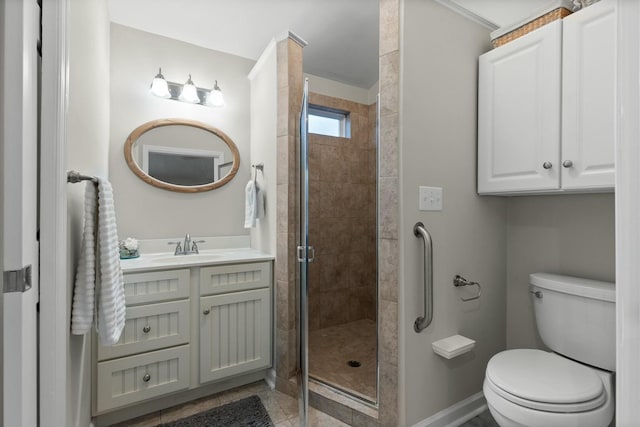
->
157, 395, 273, 427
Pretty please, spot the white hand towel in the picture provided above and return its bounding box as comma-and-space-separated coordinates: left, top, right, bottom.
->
256, 181, 265, 220
70, 179, 126, 346
96, 179, 126, 346
71, 182, 97, 335
244, 180, 257, 228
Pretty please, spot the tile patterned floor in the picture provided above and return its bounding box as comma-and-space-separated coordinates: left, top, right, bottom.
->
308, 319, 377, 402
111, 380, 349, 427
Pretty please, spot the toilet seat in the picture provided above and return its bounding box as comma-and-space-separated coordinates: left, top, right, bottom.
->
485, 349, 606, 413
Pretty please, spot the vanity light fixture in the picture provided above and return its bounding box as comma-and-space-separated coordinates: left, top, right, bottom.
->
149, 68, 225, 108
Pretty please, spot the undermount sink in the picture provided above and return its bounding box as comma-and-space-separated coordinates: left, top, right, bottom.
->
149, 253, 221, 264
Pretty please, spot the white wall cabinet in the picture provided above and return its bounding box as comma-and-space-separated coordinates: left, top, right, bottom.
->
93, 260, 273, 415
478, 1, 616, 195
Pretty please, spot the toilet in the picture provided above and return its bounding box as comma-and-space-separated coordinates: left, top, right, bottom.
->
483, 273, 615, 427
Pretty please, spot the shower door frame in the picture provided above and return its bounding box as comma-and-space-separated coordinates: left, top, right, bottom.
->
297, 78, 310, 427
297, 82, 381, 421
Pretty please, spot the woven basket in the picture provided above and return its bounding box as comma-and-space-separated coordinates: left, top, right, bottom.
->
491, 7, 573, 47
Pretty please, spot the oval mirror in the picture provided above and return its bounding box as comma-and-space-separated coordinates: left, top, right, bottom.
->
124, 118, 240, 192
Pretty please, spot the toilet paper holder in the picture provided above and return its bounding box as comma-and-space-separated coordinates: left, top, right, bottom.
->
453, 275, 482, 301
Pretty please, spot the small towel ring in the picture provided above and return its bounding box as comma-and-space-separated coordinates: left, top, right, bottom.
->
453, 275, 482, 302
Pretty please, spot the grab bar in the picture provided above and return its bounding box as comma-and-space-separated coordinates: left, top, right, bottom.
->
414, 222, 433, 333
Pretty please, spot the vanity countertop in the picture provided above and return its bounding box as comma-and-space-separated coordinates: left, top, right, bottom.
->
119, 248, 274, 273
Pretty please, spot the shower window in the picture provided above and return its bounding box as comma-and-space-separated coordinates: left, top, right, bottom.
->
308, 105, 350, 138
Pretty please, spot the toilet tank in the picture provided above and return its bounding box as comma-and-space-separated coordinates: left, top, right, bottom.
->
530, 273, 615, 371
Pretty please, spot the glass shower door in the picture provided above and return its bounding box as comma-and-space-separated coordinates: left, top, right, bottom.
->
297, 78, 310, 427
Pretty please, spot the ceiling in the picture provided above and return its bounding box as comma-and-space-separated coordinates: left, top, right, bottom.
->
444, 0, 560, 28
108, 0, 379, 89
108, 0, 561, 90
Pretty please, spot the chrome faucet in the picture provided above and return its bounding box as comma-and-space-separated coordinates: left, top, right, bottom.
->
168, 234, 205, 255
183, 234, 191, 254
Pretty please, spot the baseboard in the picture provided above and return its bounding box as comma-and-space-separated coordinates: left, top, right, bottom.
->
412, 391, 487, 427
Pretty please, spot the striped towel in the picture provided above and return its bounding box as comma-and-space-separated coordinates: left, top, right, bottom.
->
71, 179, 126, 346
70, 183, 97, 335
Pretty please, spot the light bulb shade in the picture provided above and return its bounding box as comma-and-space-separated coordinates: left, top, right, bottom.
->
207, 81, 225, 107
179, 75, 200, 103
150, 77, 171, 98
150, 68, 171, 98
207, 88, 224, 107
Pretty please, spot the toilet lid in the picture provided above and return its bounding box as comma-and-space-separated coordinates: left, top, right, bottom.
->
486, 349, 605, 410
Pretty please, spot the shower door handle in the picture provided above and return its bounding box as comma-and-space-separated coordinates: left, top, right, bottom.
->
297, 246, 316, 263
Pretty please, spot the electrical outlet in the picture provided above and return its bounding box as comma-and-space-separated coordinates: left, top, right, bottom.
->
419, 186, 443, 211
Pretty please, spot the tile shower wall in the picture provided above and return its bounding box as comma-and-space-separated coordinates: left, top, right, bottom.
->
275, 35, 305, 393
307, 92, 377, 330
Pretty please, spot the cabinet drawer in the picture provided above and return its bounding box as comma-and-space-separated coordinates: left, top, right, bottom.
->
124, 269, 190, 305
97, 300, 189, 361
96, 345, 190, 413
199, 262, 271, 296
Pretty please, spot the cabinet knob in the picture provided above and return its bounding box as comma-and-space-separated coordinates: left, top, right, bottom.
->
542, 161, 553, 170
203, 308, 210, 315
562, 160, 574, 168
143, 374, 151, 383
142, 325, 151, 334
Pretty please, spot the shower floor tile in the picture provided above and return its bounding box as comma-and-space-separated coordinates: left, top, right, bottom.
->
308, 319, 377, 402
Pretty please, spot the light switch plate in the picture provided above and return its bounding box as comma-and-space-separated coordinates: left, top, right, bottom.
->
419, 186, 443, 211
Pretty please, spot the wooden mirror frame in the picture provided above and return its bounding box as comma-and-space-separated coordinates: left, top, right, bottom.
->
124, 118, 240, 193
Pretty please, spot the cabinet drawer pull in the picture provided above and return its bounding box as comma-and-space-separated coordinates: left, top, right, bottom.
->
142, 373, 151, 382
142, 325, 151, 334
203, 308, 210, 315
562, 160, 574, 168
542, 161, 552, 170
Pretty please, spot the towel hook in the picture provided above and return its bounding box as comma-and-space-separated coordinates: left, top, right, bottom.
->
251, 163, 264, 184
453, 275, 482, 302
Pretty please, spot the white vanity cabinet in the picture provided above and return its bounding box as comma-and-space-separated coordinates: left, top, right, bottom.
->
93, 257, 273, 416
478, 0, 616, 195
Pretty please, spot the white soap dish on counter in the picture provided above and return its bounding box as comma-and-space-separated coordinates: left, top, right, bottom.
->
432, 334, 475, 359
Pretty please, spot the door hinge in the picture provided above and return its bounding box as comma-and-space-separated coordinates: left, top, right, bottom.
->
3, 265, 33, 293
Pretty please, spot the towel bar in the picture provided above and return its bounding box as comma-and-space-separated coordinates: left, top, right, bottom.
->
67, 170, 98, 184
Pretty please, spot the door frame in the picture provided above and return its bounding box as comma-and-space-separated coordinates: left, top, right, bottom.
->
39, 0, 70, 425
31, 0, 640, 424
615, 0, 640, 423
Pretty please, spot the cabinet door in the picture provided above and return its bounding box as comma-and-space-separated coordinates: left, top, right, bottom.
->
562, 0, 616, 190
199, 288, 271, 383
478, 21, 562, 194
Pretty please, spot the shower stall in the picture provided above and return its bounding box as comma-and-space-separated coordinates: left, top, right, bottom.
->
297, 79, 379, 423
